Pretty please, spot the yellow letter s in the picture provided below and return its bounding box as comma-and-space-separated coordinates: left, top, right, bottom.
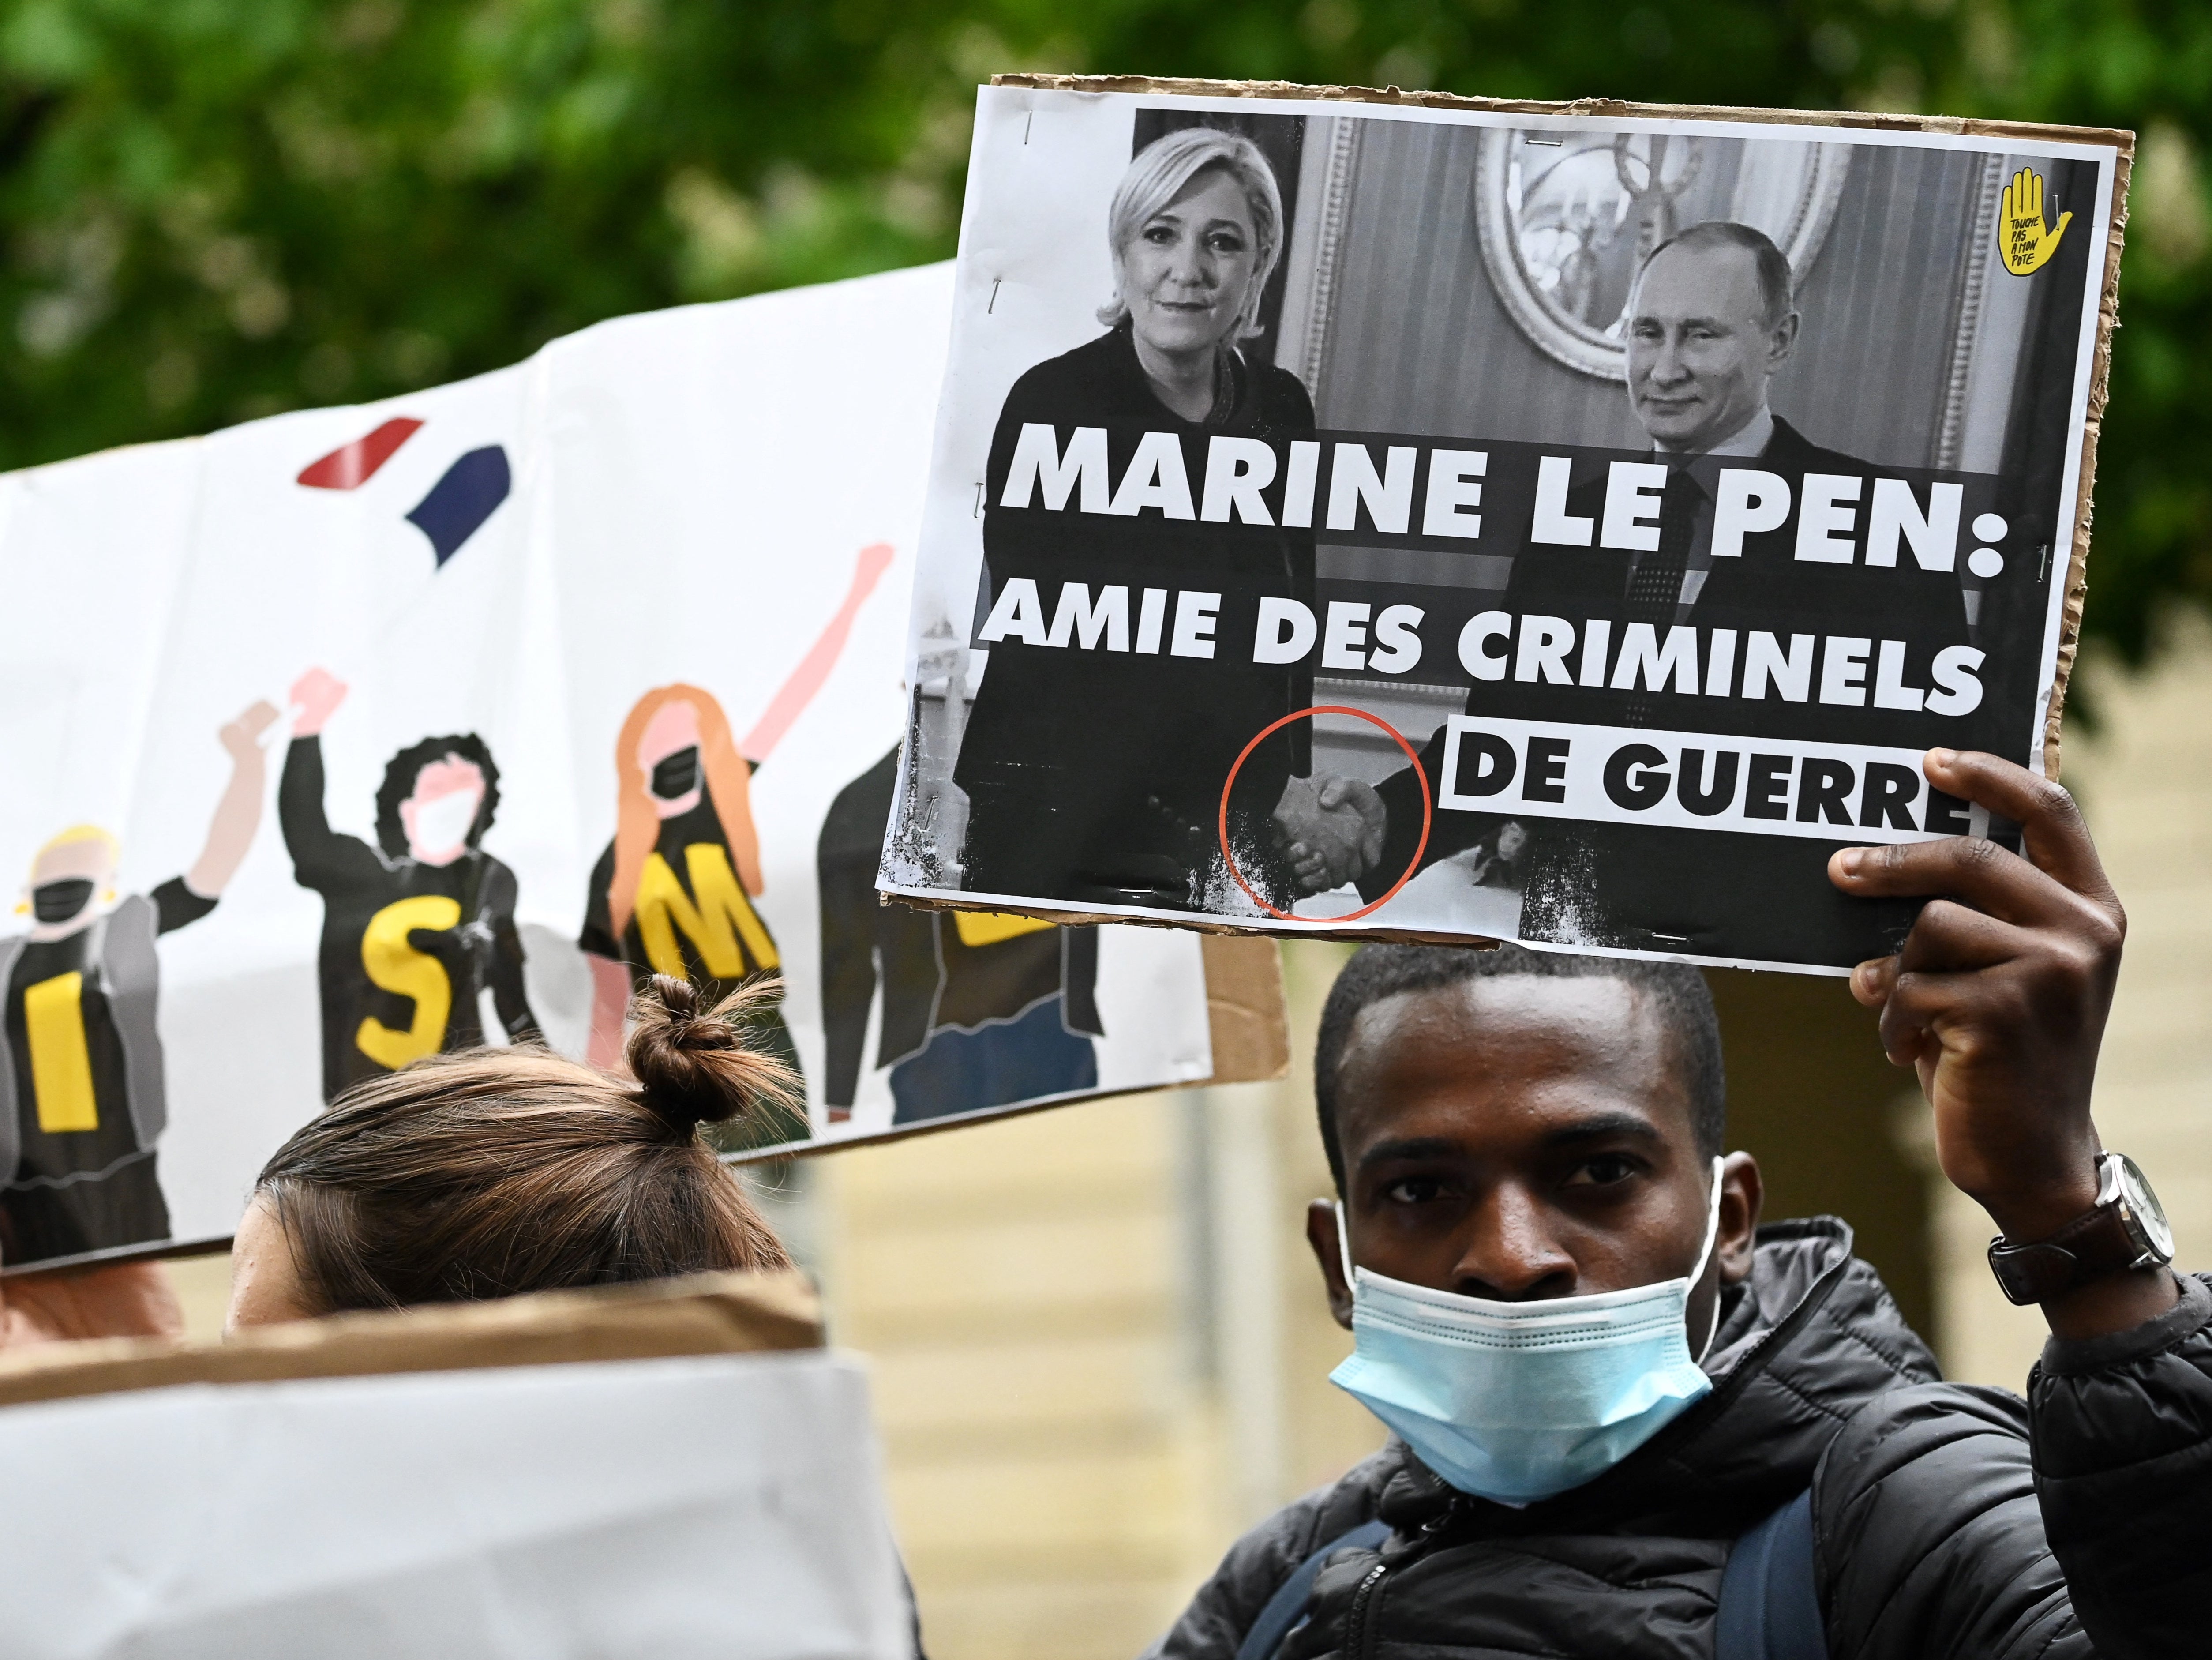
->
356, 894, 463, 1072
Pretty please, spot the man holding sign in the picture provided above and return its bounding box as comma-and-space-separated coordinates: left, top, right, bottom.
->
890, 87, 2111, 977
1156, 750, 2203, 1660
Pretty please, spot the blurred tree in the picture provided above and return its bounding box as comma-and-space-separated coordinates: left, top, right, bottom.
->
0, 0, 2201, 661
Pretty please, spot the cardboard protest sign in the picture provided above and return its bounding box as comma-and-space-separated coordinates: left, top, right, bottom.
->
881, 78, 2129, 974
0, 262, 1288, 1276
0, 1276, 903, 1658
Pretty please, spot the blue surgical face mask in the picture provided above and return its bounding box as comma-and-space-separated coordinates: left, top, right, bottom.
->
1329, 1157, 1725, 1506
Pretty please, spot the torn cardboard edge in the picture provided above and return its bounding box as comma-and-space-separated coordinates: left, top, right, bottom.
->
984, 72, 2133, 781
885, 889, 1508, 953
0, 1267, 821, 1411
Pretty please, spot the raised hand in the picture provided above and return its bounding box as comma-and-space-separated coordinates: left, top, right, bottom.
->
1826, 749, 2172, 1337
220, 699, 281, 758
288, 667, 349, 737
187, 698, 284, 900
2000, 167, 2072, 275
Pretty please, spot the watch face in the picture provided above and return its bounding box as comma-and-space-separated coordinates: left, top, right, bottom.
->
2113, 1155, 2178, 1262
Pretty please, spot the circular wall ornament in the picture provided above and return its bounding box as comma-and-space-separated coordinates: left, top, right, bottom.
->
1475, 127, 1853, 382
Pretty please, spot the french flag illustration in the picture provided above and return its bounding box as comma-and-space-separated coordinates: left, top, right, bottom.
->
296, 419, 511, 567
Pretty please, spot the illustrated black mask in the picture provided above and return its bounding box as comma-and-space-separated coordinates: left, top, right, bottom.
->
31, 878, 95, 924
650, 746, 701, 801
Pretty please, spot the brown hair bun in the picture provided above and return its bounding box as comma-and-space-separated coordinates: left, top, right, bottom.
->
624, 974, 800, 1134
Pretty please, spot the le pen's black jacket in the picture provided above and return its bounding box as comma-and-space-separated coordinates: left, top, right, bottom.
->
1146, 1221, 2212, 1660
953, 325, 1316, 906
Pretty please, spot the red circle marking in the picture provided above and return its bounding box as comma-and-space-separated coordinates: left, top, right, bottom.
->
1216, 705, 1434, 924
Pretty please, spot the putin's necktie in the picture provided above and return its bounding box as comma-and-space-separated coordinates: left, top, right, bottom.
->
1621, 468, 1703, 728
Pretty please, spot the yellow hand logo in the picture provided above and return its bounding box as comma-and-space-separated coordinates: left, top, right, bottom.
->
2000, 166, 2072, 275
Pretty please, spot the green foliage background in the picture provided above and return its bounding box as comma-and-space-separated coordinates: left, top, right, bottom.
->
1, 0, 2202, 662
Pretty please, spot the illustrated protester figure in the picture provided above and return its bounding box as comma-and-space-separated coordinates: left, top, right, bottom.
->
580, 684, 807, 1151
573, 543, 895, 1152
818, 745, 1102, 1127
281, 669, 539, 1104
1, 701, 276, 1266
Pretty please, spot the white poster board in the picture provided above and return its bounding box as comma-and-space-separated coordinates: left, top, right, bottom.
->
0, 1350, 907, 1658
882, 82, 2126, 974
0, 263, 1245, 1273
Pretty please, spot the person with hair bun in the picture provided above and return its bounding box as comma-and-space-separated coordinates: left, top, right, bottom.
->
578, 684, 802, 1132
227, 974, 799, 1325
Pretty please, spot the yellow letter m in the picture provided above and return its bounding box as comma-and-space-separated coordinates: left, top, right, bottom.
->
634, 845, 780, 982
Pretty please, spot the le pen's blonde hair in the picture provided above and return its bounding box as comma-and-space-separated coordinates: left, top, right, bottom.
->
607, 684, 760, 939
255, 975, 798, 1313
1099, 126, 1285, 341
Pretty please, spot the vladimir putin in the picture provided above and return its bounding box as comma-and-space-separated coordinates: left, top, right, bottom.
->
1316, 221, 1974, 965
1500, 220, 1930, 702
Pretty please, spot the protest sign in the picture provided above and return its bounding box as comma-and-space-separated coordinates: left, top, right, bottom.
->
0, 1275, 904, 1658
0, 261, 1287, 1275
881, 78, 2128, 973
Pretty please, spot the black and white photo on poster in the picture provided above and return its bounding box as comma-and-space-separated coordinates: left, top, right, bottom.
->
881, 83, 2122, 973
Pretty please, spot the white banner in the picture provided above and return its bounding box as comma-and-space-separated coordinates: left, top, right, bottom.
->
0, 263, 1218, 1273
0, 1351, 907, 1658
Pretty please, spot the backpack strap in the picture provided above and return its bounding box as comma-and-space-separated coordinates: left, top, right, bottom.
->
1234, 1518, 1392, 1660
1716, 1489, 1828, 1660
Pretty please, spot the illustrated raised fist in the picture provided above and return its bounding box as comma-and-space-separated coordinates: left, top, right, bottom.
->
220, 699, 281, 758
288, 667, 349, 737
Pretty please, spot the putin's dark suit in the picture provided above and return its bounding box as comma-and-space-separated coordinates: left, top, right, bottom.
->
1364, 417, 1979, 967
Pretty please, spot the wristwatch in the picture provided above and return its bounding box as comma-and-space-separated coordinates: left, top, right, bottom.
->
1987, 1152, 2176, 1307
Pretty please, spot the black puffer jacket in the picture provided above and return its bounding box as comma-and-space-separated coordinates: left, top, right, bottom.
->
1146, 1220, 2212, 1660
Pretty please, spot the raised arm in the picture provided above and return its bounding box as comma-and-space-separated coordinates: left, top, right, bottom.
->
278, 669, 377, 892
182, 700, 280, 900
737, 542, 895, 767
1830, 749, 2207, 1658
1827, 750, 2170, 1339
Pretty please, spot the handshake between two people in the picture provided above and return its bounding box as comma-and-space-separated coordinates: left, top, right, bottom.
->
1270, 774, 1529, 897
1271, 775, 1390, 895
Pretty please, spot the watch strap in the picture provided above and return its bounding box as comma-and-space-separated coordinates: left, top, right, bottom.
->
1987, 1198, 2150, 1307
